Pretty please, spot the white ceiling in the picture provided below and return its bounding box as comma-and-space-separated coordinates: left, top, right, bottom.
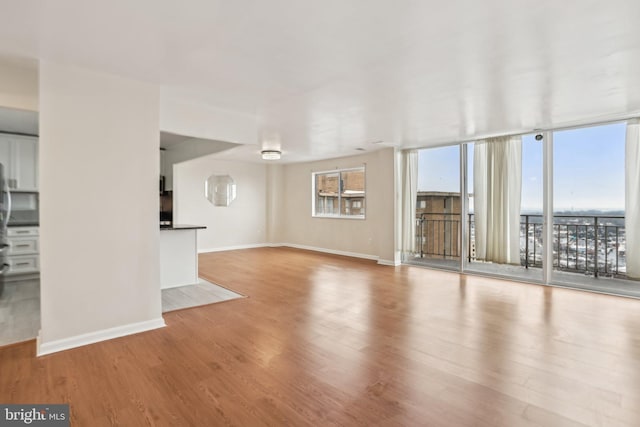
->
1, 0, 640, 162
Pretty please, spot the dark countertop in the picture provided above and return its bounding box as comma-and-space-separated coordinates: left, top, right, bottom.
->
160, 224, 206, 231
8, 223, 39, 227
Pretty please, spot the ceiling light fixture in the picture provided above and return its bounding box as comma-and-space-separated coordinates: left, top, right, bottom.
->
261, 149, 281, 160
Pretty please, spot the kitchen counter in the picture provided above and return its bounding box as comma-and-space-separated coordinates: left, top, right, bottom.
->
160, 224, 206, 231
160, 224, 206, 289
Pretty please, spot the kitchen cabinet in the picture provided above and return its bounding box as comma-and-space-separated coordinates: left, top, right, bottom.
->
6, 254, 39, 275
0, 134, 39, 191
6, 226, 40, 276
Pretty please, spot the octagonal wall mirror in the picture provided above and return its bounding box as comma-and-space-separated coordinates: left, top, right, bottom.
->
205, 174, 237, 206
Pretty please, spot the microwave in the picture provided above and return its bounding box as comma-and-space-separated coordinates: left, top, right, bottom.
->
8, 192, 39, 226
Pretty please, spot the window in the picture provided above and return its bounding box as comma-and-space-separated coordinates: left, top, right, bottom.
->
313, 167, 365, 218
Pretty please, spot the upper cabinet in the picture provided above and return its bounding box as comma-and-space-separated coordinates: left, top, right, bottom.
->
0, 134, 38, 191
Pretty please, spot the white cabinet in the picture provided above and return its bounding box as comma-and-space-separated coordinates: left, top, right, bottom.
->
8, 237, 39, 255
6, 226, 39, 276
6, 255, 39, 275
0, 134, 38, 191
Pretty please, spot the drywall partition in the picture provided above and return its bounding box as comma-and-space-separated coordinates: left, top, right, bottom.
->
173, 155, 268, 252
38, 61, 163, 355
0, 56, 38, 111
266, 163, 285, 244
281, 147, 397, 264
375, 147, 398, 264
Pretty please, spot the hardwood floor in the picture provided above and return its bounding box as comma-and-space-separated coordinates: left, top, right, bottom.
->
2, 247, 640, 426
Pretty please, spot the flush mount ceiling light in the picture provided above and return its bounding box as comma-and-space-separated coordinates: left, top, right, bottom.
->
261, 149, 281, 160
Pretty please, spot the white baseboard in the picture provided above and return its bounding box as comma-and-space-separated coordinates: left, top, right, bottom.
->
198, 243, 271, 253
280, 243, 379, 261
377, 259, 401, 266
37, 317, 166, 356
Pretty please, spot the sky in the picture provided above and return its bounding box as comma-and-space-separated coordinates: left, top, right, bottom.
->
418, 122, 626, 212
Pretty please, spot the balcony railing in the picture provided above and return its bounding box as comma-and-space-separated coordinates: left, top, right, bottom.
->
415, 213, 627, 278
415, 213, 461, 259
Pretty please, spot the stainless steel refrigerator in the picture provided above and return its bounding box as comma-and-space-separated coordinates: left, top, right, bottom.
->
0, 163, 10, 296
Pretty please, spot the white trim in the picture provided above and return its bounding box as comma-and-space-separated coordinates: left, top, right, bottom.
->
377, 259, 401, 266
198, 243, 271, 253
312, 166, 366, 175
280, 243, 378, 261
37, 318, 166, 356
311, 214, 366, 220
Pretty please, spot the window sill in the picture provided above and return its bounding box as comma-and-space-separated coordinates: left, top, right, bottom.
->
312, 215, 366, 220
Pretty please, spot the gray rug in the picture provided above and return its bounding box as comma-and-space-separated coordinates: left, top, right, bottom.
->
162, 278, 245, 313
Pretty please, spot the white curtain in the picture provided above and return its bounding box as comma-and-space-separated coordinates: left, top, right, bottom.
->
401, 150, 418, 253
474, 136, 522, 264
625, 119, 640, 279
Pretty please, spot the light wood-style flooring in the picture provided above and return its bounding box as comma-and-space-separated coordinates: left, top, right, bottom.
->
2, 247, 640, 426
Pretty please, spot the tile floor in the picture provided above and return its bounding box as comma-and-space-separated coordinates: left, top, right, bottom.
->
0, 279, 40, 347
161, 278, 244, 312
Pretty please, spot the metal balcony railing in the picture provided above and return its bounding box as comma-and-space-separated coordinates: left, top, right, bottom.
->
415, 213, 461, 259
415, 213, 627, 278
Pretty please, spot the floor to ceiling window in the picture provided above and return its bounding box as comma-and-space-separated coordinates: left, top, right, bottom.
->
411, 145, 461, 270
551, 122, 639, 296
464, 134, 543, 282
406, 119, 640, 298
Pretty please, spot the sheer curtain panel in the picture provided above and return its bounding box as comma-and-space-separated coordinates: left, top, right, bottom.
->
401, 150, 418, 254
473, 136, 522, 264
626, 120, 640, 278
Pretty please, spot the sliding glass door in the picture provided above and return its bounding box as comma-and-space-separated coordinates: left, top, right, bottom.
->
463, 134, 543, 282
404, 119, 640, 297
551, 122, 635, 294
412, 145, 461, 270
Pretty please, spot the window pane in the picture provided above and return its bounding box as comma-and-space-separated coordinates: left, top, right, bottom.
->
340, 169, 365, 216
313, 168, 366, 218
315, 172, 339, 215
553, 123, 626, 282
414, 145, 461, 269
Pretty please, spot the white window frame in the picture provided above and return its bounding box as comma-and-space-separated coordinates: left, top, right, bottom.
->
312, 166, 366, 219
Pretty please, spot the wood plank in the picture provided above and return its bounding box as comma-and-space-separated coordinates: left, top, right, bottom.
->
2, 247, 640, 426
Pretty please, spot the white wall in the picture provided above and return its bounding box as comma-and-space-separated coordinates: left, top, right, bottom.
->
0, 56, 38, 111
38, 61, 163, 354
173, 155, 268, 252
266, 164, 285, 244
280, 148, 397, 264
